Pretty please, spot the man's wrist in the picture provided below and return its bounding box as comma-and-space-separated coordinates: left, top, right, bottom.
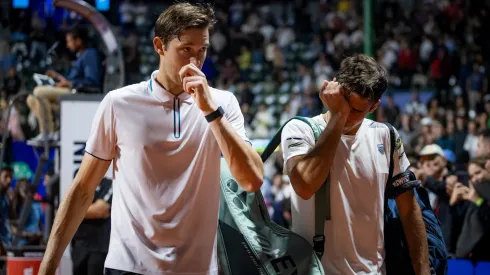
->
202, 103, 218, 116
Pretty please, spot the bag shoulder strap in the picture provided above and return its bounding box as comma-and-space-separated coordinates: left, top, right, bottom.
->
260, 116, 328, 259
260, 116, 321, 162
300, 117, 329, 259
384, 122, 396, 186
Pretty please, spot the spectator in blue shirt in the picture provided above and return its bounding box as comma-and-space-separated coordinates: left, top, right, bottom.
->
0, 167, 16, 256
11, 179, 43, 247
26, 26, 102, 142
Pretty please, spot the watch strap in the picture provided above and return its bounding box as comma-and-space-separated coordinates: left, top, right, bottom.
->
205, 106, 224, 122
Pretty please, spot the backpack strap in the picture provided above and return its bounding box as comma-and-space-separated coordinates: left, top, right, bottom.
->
260, 116, 328, 259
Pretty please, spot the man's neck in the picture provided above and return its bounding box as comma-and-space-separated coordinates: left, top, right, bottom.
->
156, 70, 184, 97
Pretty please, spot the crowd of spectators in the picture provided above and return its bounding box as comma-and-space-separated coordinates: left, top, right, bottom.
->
0, 0, 489, 264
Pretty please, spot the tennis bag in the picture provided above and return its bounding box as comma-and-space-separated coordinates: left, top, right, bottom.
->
217, 117, 325, 275
383, 123, 448, 275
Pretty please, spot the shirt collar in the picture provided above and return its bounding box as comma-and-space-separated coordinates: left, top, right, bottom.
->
148, 70, 194, 103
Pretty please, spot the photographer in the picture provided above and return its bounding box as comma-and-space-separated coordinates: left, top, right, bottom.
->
450, 156, 490, 262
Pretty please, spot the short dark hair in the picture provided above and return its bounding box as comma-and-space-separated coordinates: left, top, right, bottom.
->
469, 155, 489, 169
1, 166, 13, 174
336, 54, 388, 101
68, 26, 89, 45
154, 2, 216, 48
479, 128, 490, 139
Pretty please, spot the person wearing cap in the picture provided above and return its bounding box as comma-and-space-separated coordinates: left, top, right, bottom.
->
415, 144, 465, 255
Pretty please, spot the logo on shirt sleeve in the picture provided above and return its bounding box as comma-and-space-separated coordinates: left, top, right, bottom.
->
288, 142, 304, 148
395, 138, 402, 151
286, 137, 305, 149
377, 144, 385, 155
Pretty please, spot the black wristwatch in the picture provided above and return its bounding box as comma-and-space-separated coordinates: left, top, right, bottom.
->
205, 106, 225, 122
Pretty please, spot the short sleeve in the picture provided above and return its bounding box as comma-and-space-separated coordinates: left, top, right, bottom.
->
224, 95, 250, 143
85, 92, 117, 161
392, 127, 410, 177
280, 119, 316, 173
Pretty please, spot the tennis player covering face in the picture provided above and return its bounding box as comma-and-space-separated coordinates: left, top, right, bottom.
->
39, 3, 263, 275
281, 54, 430, 274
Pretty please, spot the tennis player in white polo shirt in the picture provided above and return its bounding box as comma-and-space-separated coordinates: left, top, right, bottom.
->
281, 55, 430, 274
39, 3, 263, 275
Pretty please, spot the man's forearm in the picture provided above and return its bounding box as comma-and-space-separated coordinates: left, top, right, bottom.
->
209, 116, 263, 192
289, 112, 346, 199
40, 184, 94, 274
397, 191, 430, 275
84, 204, 103, 219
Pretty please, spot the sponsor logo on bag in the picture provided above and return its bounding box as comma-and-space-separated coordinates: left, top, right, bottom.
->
392, 174, 410, 187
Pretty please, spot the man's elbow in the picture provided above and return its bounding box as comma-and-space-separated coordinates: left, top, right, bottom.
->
296, 188, 314, 200
290, 179, 314, 200
71, 178, 96, 204
240, 176, 263, 192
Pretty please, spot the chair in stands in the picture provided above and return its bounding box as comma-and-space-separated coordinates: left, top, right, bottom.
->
475, 261, 490, 275
447, 259, 474, 275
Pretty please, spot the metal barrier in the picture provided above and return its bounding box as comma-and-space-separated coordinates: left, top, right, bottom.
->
0, 92, 52, 247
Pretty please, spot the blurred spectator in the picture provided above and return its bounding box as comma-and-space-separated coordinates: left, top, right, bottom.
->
71, 178, 112, 275
451, 156, 490, 262
122, 30, 140, 85
414, 144, 461, 253
405, 91, 427, 115
382, 94, 401, 127
0, 167, 14, 256
2, 67, 21, 100
466, 63, 488, 112
0, 44, 16, 74
26, 26, 102, 142
11, 178, 43, 246
398, 114, 415, 151
219, 58, 240, 86
464, 120, 479, 158
477, 129, 490, 157
433, 120, 454, 151
297, 95, 319, 118
251, 104, 273, 139
453, 115, 469, 166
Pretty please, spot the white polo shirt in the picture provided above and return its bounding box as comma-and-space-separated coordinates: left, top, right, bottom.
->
281, 116, 410, 275
85, 70, 249, 275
